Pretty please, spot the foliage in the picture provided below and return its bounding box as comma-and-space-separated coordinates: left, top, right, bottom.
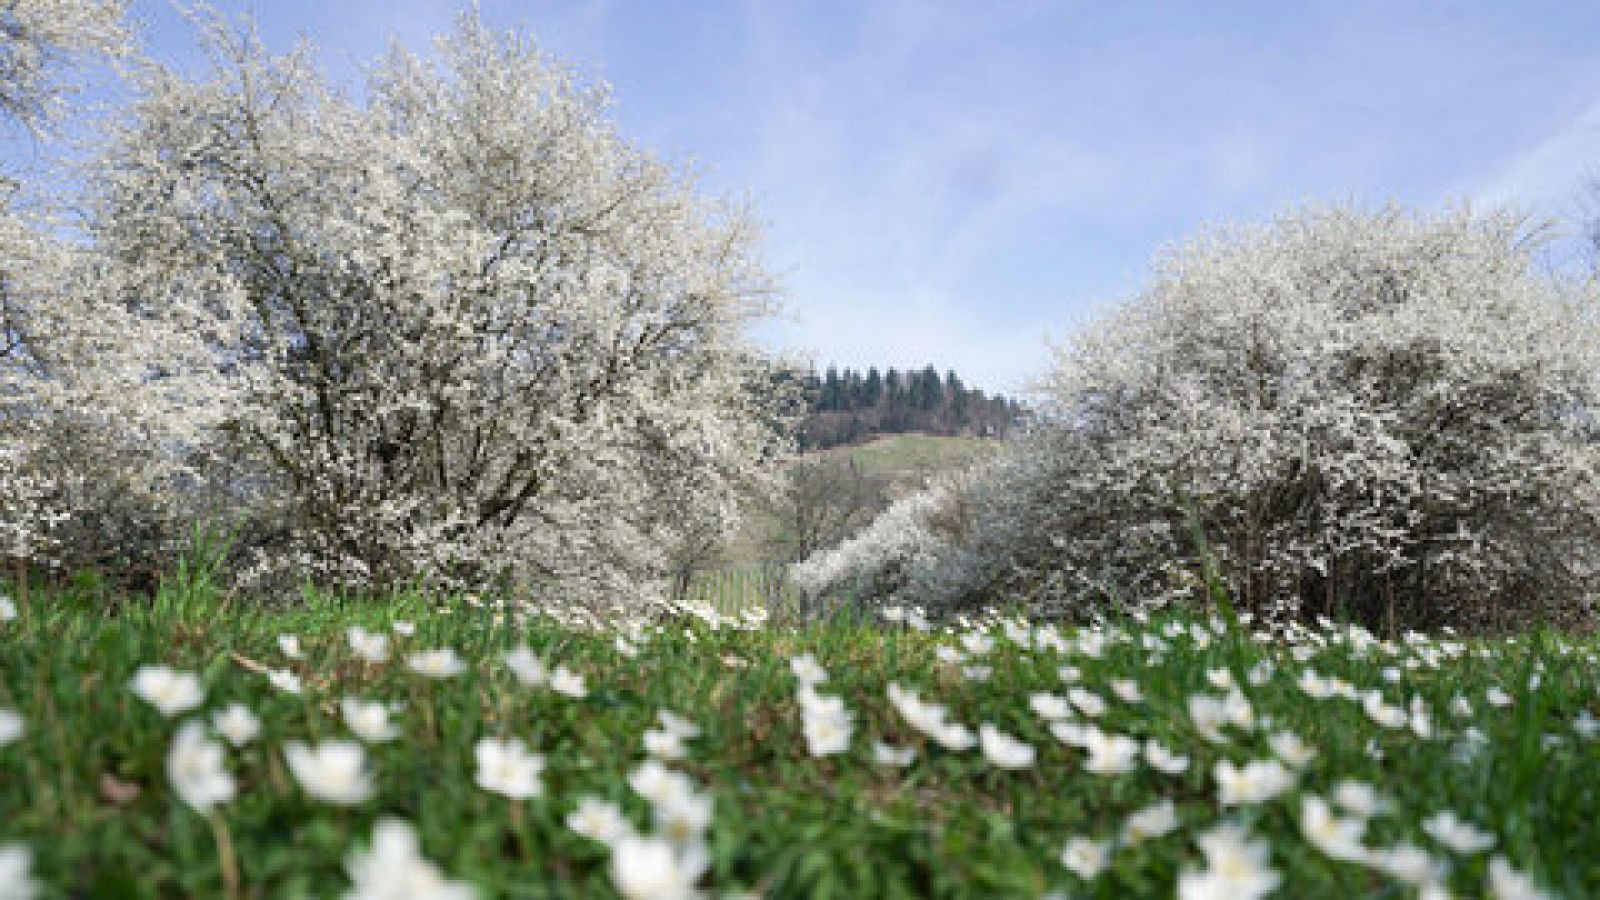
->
1, 582, 1596, 897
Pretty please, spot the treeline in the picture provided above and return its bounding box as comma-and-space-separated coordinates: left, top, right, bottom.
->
795, 365, 1023, 450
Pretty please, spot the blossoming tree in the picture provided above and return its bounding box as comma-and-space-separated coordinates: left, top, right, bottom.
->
85, 14, 785, 603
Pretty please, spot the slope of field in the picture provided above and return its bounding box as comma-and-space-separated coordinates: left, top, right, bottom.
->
811, 433, 1000, 484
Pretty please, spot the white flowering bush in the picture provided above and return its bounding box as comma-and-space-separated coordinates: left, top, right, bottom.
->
806, 205, 1600, 630
73, 13, 784, 603
790, 469, 976, 605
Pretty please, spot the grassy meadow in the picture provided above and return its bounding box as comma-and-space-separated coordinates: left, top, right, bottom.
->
0, 571, 1597, 898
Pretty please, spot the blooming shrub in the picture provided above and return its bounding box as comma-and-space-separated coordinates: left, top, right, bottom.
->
72, 14, 785, 605
804, 205, 1600, 630
790, 469, 976, 604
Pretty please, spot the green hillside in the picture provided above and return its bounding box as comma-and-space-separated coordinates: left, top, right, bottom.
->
810, 433, 1000, 483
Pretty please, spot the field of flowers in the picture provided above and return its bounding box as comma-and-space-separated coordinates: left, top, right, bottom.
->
1, 579, 1597, 899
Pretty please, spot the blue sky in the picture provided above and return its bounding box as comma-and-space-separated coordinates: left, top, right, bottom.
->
17, 1, 1600, 393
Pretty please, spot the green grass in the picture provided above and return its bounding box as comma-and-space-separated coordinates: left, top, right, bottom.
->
812, 433, 998, 482
1, 577, 1597, 898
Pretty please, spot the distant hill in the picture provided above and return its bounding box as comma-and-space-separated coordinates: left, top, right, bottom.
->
793, 365, 1024, 451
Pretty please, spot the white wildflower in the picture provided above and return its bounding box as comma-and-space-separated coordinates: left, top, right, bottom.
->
267, 669, 302, 695
1215, 758, 1295, 806
0, 843, 39, 900
1487, 855, 1552, 900
1371, 842, 1443, 886
790, 653, 828, 685
1363, 692, 1408, 729
474, 737, 544, 799
1332, 780, 1387, 818
1082, 728, 1141, 776
130, 666, 204, 717
0, 709, 23, 747
343, 818, 476, 900
1030, 692, 1072, 720
1061, 836, 1110, 880
1110, 679, 1143, 703
1144, 739, 1190, 774
285, 740, 372, 806
568, 796, 633, 845
1268, 731, 1316, 769
407, 649, 466, 679
1300, 795, 1366, 862
341, 697, 400, 743
505, 645, 547, 686
609, 834, 708, 900
872, 741, 917, 767
1177, 823, 1281, 900
802, 709, 854, 757
1421, 810, 1495, 855
1068, 688, 1106, 718
166, 721, 234, 813
1122, 799, 1179, 844
211, 704, 260, 747
550, 666, 587, 698
978, 724, 1035, 769
347, 627, 390, 664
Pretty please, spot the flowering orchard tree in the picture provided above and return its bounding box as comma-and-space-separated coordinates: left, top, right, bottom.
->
802, 205, 1600, 630
87, 15, 785, 602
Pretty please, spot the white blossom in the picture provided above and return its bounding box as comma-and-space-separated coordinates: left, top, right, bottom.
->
0, 709, 23, 747
130, 666, 204, 717
1061, 837, 1110, 880
165, 721, 234, 813
407, 649, 466, 679
344, 819, 477, 900
609, 834, 708, 900
211, 704, 260, 748
341, 697, 400, 744
348, 628, 390, 664
474, 737, 544, 799
978, 724, 1034, 769
567, 796, 632, 845
0, 843, 39, 900
285, 740, 372, 806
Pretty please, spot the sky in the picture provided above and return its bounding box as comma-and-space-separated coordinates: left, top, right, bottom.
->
15, 0, 1600, 394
